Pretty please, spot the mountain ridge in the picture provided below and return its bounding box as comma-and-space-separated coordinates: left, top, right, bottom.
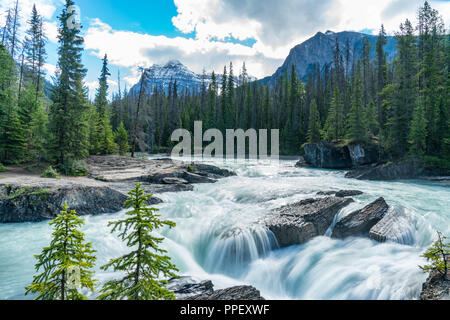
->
260, 30, 397, 85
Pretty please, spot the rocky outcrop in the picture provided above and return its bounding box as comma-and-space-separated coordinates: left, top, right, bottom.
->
86, 156, 235, 185
302, 142, 378, 169
190, 286, 265, 301
169, 277, 265, 300
347, 144, 379, 167
303, 142, 353, 169
317, 190, 364, 198
0, 184, 128, 223
332, 198, 389, 239
0, 156, 236, 223
346, 159, 425, 181
420, 271, 450, 300
167, 277, 214, 300
369, 206, 415, 245
265, 197, 354, 247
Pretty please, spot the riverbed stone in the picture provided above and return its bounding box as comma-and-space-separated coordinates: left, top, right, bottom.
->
189, 286, 265, 300
0, 184, 128, 223
331, 198, 389, 239
167, 277, 214, 300
265, 197, 354, 247
369, 206, 415, 244
420, 270, 450, 300
317, 190, 364, 197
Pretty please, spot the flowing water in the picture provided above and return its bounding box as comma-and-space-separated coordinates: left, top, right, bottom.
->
0, 157, 449, 300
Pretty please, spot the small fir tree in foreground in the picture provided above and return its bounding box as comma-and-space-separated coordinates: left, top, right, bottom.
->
25, 203, 97, 300
420, 232, 449, 280
99, 184, 178, 300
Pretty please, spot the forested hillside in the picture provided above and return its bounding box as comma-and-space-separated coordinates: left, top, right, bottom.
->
0, 0, 448, 174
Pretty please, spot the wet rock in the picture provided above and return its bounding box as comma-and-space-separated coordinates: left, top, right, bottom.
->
0, 184, 128, 223
335, 190, 364, 198
86, 155, 235, 184
317, 190, 364, 197
303, 142, 353, 169
167, 277, 214, 300
182, 172, 217, 184
162, 177, 189, 185
420, 270, 450, 300
303, 142, 378, 169
347, 144, 379, 167
331, 198, 389, 239
189, 163, 236, 178
265, 197, 354, 247
369, 206, 415, 244
346, 159, 425, 181
189, 286, 265, 301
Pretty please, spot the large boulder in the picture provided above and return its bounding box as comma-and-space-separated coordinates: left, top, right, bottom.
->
317, 190, 364, 198
265, 197, 354, 247
347, 144, 379, 167
369, 206, 415, 245
189, 286, 265, 301
0, 184, 128, 223
302, 142, 379, 169
303, 142, 353, 169
332, 198, 389, 239
346, 159, 425, 180
420, 271, 450, 300
169, 277, 265, 300
167, 277, 214, 300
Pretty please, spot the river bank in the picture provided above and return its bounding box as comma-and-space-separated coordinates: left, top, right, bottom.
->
0, 155, 235, 223
0, 156, 448, 300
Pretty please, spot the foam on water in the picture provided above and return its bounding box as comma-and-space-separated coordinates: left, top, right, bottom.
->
0, 157, 448, 300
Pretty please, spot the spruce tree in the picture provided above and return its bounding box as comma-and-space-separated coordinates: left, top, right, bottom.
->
99, 184, 178, 300
409, 99, 428, 156
48, 0, 90, 169
94, 54, 116, 155
115, 121, 130, 156
25, 203, 97, 300
23, 5, 47, 98
376, 25, 388, 129
307, 99, 321, 143
347, 64, 366, 143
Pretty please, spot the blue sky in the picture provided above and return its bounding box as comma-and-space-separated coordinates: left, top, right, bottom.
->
1, 0, 449, 99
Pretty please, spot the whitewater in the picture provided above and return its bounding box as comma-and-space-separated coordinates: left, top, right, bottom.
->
0, 157, 449, 300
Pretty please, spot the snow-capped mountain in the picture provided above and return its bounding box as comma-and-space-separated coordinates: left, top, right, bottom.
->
130, 60, 254, 96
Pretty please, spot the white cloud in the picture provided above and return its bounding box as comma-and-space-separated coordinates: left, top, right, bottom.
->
0, 0, 62, 43
84, 18, 283, 82
43, 20, 59, 43
172, 0, 450, 62
43, 63, 57, 79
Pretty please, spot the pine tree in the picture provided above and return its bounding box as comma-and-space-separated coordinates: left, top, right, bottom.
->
99, 184, 178, 300
364, 101, 379, 138
25, 203, 97, 300
18, 83, 47, 161
390, 19, 418, 155
94, 54, 116, 155
376, 25, 388, 129
0, 43, 24, 164
48, 0, 90, 170
347, 64, 366, 142
420, 232, 450, 280
115, 121, 130, 156
409, 99, 428, 156
323, 88, 343, 142
23, 5, 47, 98
307, 99, 321, 143
417, 1, 446, 155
